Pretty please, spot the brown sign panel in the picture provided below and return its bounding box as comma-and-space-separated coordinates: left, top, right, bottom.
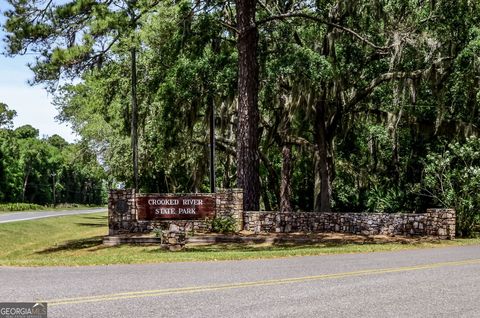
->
136, 195, 215, 220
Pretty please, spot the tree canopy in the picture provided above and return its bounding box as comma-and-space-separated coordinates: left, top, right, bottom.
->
3, 0, 480, 235
0, 104, 106, 205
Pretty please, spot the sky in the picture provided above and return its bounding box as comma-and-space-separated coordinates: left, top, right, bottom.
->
0, 2, 77, 143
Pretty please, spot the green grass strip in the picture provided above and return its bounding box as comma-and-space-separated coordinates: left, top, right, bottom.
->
0, 212, 479, 267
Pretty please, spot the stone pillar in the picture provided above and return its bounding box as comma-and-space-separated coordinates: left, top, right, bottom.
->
426, 208, 456, 239
108, 189, 137, 235
215, 188, 244, 231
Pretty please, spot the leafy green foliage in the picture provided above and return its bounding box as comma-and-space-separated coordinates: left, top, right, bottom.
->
422, 137, 480, 237
0, 116, 106, 205
0, 203, 45, 212
3, 1, 480, 235
210, 216, 237, 234
0, 103, 16, 128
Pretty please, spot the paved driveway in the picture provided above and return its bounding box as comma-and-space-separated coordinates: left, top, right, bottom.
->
0, 208, 106, 223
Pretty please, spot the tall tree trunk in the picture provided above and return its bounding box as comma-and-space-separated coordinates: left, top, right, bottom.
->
261, 180, 272, 211
236, 0, 260, 210
314, 99, 332, 212
313, 151, 321, 211
391, 111, 401, 184
390, 84, 403, 185
259, 151, 280, 209
312, 21, 337, 212
131, 47, 139, 191
278, 94, 292, 212
280, 143, 293, 212
223, 154, 231, 189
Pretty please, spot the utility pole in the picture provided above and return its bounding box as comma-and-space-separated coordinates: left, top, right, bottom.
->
128, 1, 139, 192
209, 96, 216, 193
51, 172, 56, 207
131, 46, 139, 191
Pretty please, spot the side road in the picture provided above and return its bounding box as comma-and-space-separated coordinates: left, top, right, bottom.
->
0, 208, 106, 223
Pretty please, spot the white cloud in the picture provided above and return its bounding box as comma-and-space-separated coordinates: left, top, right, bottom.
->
0, 85, 77, 143
0, 51, 78, 143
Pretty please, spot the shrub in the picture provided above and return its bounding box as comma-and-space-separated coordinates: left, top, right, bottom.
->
152, 227, 164, 244
210, 216, 237, 234
422, 137, 480, 237
0, 203, 46, 212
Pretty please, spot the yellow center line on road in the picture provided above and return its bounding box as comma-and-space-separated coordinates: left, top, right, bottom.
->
44, 258, 480, 307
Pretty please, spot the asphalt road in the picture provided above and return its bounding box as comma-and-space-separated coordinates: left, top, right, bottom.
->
0, 208, 106, 223
0, 245, 479, 317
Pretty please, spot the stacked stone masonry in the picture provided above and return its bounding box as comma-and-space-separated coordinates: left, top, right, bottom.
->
161, 224, 187, 251
109, 189, 455, 239
108, 188, 243, 235
108, 189, 138, 235
215, 188, 244, 231
243, 209, 455, 239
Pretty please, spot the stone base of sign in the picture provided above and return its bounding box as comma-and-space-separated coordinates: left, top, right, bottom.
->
160, 224, 187, 251
108, 188, 243, 235
243, 209, 455, 239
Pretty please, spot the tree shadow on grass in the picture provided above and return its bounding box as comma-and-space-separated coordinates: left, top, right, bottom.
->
75, 222, 106, 227
36, 236, 105, 254
81, 215, 108, 219
162, 233, 448, 254
74, 215, 107, 227
178, 242, 445, 255
77, 215, 108, 221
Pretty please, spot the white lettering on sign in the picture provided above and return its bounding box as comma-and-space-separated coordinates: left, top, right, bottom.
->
182, 199, 203, 205
148, 199, 179, 205
154, 208, 176, 215
178, 208, 196, 214
138, 195, 214, 220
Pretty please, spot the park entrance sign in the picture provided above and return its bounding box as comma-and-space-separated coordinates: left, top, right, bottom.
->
107, 188, 455, 240
108, 189, 244, 235
136, 195, 216, 220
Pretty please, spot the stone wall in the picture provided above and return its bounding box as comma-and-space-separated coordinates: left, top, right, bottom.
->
109, 188, 455, 239
108, 188, 243, 235
243, 209, 455, 239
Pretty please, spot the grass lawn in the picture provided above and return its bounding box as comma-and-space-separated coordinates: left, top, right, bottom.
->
0, 212, 479, 267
